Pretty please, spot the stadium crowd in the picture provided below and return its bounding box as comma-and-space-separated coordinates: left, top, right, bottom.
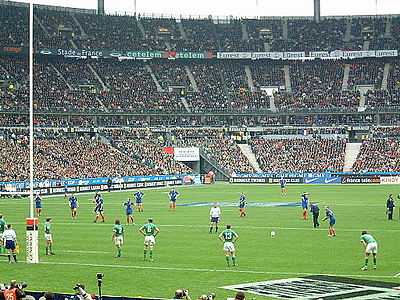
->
250, 137, 347, 172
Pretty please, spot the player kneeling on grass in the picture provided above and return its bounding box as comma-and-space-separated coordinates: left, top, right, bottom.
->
111, 220, 124, 258
44, 218, 55, 255
360, 231, 378, 270
140, 218, 159, 261
219, 224, 238, 267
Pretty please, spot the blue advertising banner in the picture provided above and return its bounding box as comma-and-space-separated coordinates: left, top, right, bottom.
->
303, 177, 342, 184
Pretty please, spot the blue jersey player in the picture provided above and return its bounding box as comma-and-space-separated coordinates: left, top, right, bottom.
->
123, 198, 135, 225
301, 192, 310, 220
322, 206, 336, 236
93, 195, 106, 223
239, 193, 247, 217
63, 185, 68, 198
169, 188, 180, 211
35, 194, 43, 216
69, 193, 79, 219
279, 178, 287, 195
134, 190, 145, 212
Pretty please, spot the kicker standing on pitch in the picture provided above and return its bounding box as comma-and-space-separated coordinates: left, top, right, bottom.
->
219, 224, 239, 267
360, 231, 378, 270
140, 218, 160, 261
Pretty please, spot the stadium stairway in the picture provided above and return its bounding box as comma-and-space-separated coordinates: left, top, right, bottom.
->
283, 65, 292, 92
50, 63, 73, 90
145, 65, 164, 92
71, 13, 87, 37
244, 66, 255, 90
282, 19, 288, 39
137, 19, 146, 38
241, 22, 249, 40
177, 21, 188, 40
237, 144, 263, 173
184, 66, 199, 92
343, 142, 362, 172
362, 40, 370, 50
344, 18, 352, 41
341, 64, 350, 91
381, 63, 391, 90
180, 97, 191, 112
198, 148, 230, 180
385, 18, 392, 38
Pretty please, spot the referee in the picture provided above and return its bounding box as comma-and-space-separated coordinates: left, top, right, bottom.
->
387, 194, 395, 220
209, 203, 222, 233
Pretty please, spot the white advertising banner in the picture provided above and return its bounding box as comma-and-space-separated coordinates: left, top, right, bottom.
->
217, 50, 397, 60
174, 147, 200, 161
380, 176, 400, 184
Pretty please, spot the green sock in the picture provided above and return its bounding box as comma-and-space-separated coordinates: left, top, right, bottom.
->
49, 245, 53, 253
225, 256, 230, 266
150, 250, 154, 259
209, 226, 213, 233
0, 245, 4, 254
143, 250, 147, 259
118, 247, 122, 257
46, 246, 49, 254
373, 258, 377, 265
365, 258, 369, 266
232, 257, 236, 266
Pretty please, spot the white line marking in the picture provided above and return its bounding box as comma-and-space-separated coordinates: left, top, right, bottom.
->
32, 261, 397, 279
395, 272, 400, 277
57, 250, 110, 254
10, 222, 400, 232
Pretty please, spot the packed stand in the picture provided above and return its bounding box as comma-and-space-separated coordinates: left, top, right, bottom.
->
75, 14, 146, 51
179, 19, 219, 51
347, 59, 384, 89
250, 137, 346, 172
0, 5, 28, 47
352, 138, 400, 172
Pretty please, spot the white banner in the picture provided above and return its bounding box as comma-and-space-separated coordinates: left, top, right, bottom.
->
174, 147, 200, 161
217, 50, 397, 60
380, 176, 400, 184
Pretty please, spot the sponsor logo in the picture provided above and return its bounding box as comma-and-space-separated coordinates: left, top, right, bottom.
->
220, 275, 400, 299
304, 178, 319, 183
324, 177, 340, 184
342, 177, 381, 184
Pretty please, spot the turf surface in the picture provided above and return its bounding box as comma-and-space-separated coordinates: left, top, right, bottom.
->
1, 183, 399, 299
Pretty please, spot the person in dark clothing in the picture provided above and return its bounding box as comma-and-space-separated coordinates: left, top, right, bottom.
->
107, 178, 112, 192
310, 204, 320, 228
387, 194, 395, 220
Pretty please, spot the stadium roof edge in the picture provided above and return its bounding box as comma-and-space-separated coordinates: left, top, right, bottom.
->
1, 0, 400, 20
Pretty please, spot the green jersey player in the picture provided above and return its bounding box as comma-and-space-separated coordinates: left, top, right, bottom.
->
0, 214, 7, 255
139, 218, 160, 261
360, 231, 378, 270
44, 218, 54, 255
219, 224, 239, 267
111, 220, 124, 258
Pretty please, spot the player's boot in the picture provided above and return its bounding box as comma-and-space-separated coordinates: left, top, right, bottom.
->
373, 265, 377, 269
361, 266, 368, 270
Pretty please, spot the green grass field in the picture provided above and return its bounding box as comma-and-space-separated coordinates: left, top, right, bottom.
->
1, 183, 400, 299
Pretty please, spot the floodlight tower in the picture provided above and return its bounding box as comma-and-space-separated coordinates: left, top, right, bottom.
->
98, 0, 104, 14
314, 0, 320, 23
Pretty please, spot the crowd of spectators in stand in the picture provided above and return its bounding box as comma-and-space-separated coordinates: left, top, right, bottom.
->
365, 89, 400, 108
370, 126, 400, 138
347, 60, 384, 89
250, 137, 346, 173
0, 5, 28, 47
1, 3, 399, 52
251, 63, 285, 87
352, 138, 400, 172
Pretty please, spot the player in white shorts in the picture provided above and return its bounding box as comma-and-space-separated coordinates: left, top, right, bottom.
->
140, 218, 159, 261
360, 231, 378, 270
219, 224, 239, 267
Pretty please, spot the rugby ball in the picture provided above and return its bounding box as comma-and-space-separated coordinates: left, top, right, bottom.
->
270, 231, 276, 238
